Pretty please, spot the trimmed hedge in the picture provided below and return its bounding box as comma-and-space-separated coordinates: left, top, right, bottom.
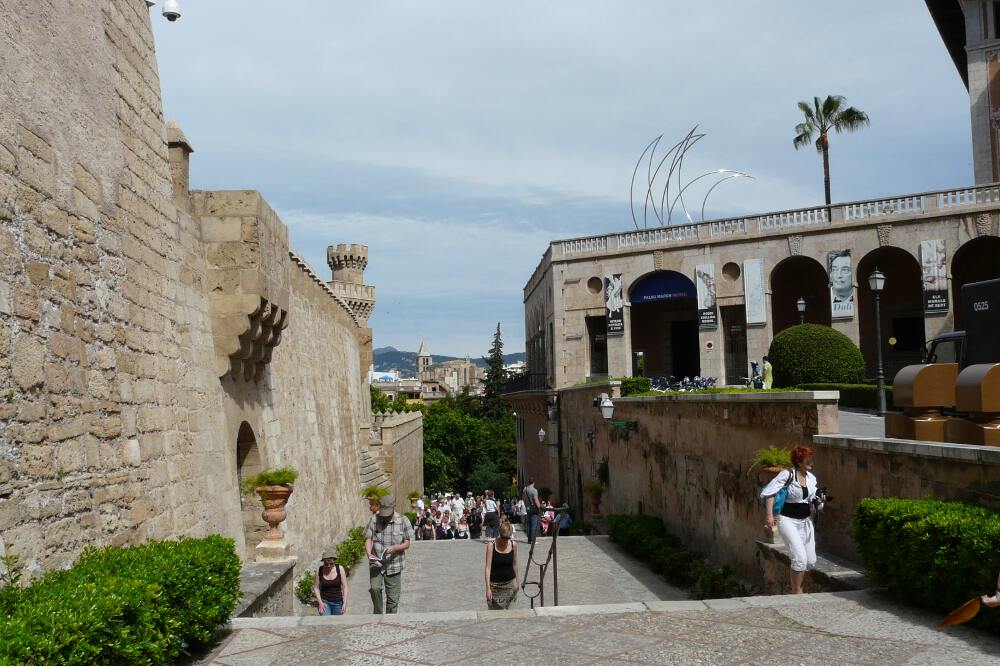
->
854, 498, 1000, 634
608, 515, 748, 599
616, 377, 652, 396
768, 324, 865, 387
0, 536, 240, 665
798, 383, 895, 411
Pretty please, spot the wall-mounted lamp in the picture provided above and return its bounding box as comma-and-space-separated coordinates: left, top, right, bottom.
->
594, 393, 638, 431
537, 428, 546, 443
796, 297, 806, 324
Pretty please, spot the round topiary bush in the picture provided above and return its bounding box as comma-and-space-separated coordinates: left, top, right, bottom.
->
767, 324, 865, 387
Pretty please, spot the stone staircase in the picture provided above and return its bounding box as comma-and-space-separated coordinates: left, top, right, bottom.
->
358, 447, 390, 491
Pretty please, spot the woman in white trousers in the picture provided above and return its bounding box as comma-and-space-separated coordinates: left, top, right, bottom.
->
760, 445, 825, 594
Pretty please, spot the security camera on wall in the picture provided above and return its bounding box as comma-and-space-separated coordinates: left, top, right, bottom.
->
162, 0, 181, 21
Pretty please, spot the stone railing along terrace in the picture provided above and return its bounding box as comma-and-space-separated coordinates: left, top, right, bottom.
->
549, 183, 1000, 260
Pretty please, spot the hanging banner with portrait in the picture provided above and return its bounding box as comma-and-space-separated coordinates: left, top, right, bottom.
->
604, 273, 624, 337
695, 264, 718, 328
743, 258, 766, 325
827, 250, 854, 319
919, 239, 949, 313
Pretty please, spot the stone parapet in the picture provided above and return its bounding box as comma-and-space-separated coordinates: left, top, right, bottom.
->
235, 558, 296, 618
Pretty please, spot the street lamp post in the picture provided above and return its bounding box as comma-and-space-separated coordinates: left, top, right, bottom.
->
868, 268, 887, 415
796, 297, 806, 325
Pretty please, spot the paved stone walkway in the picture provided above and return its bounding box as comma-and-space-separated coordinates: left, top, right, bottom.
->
839, 409, 885, 438
341, 536, 686, 614
200, 590, 1000, 665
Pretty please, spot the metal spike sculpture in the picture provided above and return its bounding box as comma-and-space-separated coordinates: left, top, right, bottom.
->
629, 126, 754, 230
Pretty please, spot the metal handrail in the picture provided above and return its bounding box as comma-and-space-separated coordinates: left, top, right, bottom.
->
519, 506, 568, 608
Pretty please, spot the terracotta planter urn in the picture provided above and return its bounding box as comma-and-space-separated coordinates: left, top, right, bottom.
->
589, 491, 603, 514
258, 484, 293, 541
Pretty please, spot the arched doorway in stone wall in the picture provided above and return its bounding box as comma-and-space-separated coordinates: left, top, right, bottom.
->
951, 237, 1000, 328
770, 256, 832, 335
856, 247, 925, 379
236, 422, 268, 560
629, 271, 699, 378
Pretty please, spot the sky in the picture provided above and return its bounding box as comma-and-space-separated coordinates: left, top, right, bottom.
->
151, 1, 972, 356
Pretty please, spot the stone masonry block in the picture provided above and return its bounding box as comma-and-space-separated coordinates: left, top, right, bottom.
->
16, 126, 54, 163
12, 335, 45, 390
73, 164, 102, 206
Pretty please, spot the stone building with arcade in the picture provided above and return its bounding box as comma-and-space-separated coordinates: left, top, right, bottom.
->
522, 190, 1000, 390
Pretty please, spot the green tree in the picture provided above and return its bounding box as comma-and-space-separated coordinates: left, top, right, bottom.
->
793, 95, 869, 205
481, 322, 509, 421
370, 385, 391, 413
423, 447, 459, 493
467, 460, 512, 497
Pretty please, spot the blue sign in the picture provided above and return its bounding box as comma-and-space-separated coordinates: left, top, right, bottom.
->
629, 271, 696, 303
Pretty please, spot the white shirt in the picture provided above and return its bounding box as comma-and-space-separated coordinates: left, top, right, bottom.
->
485, 498, 498, 512
416, 498, 425, 512
760, 469, 822, 507
516, 500, 526, 516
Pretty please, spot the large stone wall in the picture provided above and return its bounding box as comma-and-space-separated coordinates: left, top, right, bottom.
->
371, 411, 425, 499
539, 386, 839, 581
0, 0, 376, 580
517, 385, 1000, 585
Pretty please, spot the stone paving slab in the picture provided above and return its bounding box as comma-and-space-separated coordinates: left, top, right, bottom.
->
338, 535, 686, 615
201, 591, 1000, 665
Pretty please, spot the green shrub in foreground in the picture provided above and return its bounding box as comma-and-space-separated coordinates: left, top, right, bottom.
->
0, 535, 240, 665
608, 514, 748, 599
768, 324, 865, 387
854, 498, 1000, 634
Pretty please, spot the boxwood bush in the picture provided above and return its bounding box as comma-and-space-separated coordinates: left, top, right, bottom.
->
854, 498, 1000, 634
615, 377, 652, 396
0, 535, 240, 665
608, 514, 748, 599
798, 383, 895, 411
768, 324, 865, 387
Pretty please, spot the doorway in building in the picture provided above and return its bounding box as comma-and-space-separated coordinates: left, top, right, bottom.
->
721, 306, 748, 385
857, 247, 925, 379
629, 271, 699, 378
236, 422, 268, 560
586, 316, 608, 377
952, 236, 1000, 328
770, 256, 832, 335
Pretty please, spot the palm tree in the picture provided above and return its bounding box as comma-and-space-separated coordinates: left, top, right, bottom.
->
793, 95, 869, 206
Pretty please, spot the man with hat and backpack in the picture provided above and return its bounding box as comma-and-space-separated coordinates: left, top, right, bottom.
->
364, 494, 414, 614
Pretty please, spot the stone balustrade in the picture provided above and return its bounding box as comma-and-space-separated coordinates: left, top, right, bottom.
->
549, 182, 1000, 260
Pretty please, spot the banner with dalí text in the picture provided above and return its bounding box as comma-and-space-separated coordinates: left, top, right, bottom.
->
919, 239, 949, 313
827, 250, 854, 319
604, 273, 624, 337
743, 259, 766, 325
695, 264, 717, 328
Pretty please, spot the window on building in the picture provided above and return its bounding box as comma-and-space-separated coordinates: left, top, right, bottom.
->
994, 1, 1000, 39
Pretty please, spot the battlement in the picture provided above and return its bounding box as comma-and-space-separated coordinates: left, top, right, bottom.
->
327, 243, 369, 281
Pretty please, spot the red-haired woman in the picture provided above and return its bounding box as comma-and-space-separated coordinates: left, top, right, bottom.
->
760, 445, 826, 594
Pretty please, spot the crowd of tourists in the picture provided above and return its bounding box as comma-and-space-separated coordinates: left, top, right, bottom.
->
312, 479, 575, 616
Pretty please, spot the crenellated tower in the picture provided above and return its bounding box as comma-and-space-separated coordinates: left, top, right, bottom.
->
328, 243, 377, 388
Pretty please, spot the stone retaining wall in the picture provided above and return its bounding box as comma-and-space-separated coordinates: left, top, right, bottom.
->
553, 386, 840, 581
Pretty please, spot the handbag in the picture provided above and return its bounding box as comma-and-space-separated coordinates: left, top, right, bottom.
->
767, 469, 794, 515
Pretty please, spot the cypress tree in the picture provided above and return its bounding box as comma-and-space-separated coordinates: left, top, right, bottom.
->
481, 322, 509, 420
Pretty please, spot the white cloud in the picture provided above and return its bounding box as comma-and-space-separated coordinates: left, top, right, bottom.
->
152, 0, 974, 353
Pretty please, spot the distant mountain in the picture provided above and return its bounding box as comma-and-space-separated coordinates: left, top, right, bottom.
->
373, 348, 525, 376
